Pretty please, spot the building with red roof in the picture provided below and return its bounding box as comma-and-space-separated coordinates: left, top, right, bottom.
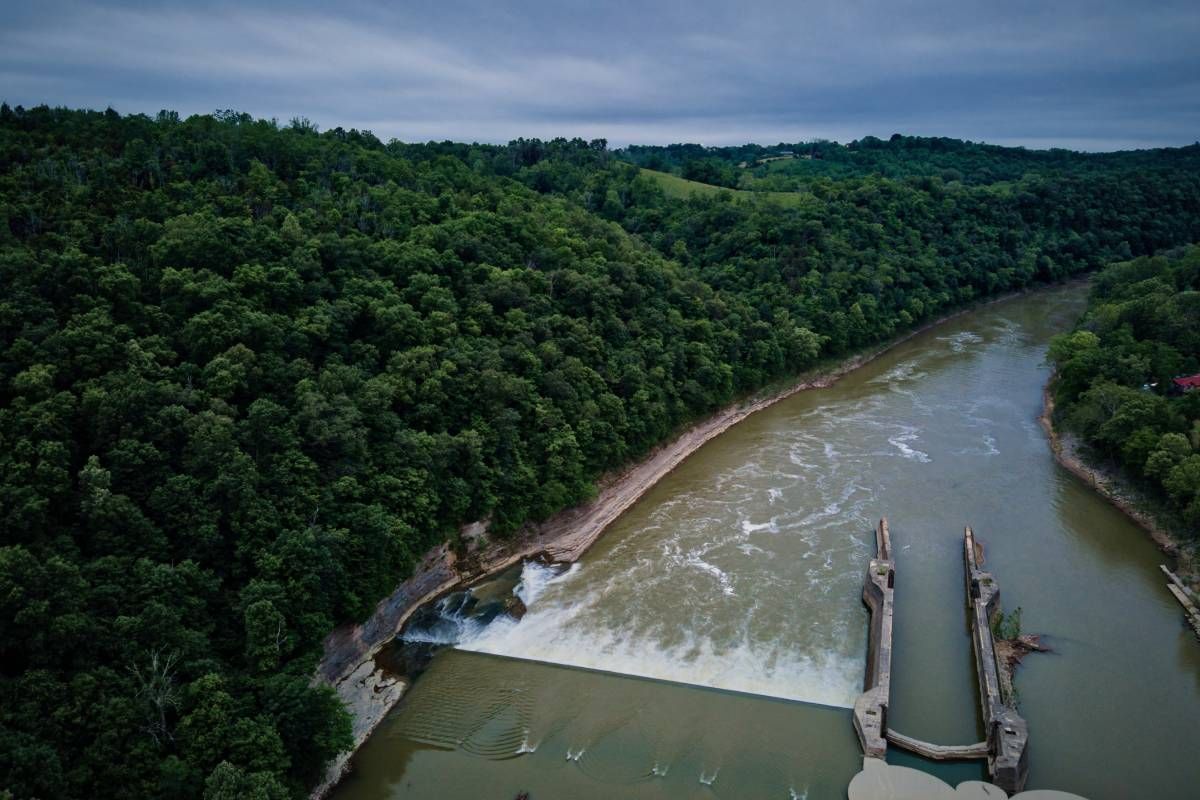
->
1171, 373, 1200, 392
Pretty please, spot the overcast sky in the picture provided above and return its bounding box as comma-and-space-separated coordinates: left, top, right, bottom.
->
2, 0, 1198, 150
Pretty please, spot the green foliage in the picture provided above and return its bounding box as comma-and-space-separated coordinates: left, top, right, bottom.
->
992, 606, 1024, 641
620, 134, 1200, 191
202, 761, 289, 800
1049, 246, 1200, 530
636, 166, 811, 207
1, 106, 1199, 798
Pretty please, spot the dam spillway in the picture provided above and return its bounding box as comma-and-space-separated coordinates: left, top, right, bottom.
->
332, 286, 1200, 800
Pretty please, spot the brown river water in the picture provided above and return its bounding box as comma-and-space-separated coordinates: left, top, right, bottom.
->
333, 285, 1200, 800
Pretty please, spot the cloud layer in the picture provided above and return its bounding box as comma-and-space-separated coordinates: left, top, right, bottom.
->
2, 0, 1198, 149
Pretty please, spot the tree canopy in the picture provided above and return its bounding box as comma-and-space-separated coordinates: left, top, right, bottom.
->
1, 104, 1199, 798
1048, 246, 1200, 533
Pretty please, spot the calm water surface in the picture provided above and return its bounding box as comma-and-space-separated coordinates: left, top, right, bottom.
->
334, 285, 1200, 800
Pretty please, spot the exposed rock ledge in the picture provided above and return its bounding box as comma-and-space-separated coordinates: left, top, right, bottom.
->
310, 290, 1037, 799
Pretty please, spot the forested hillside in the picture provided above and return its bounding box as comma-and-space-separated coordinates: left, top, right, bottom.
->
2, 105, 1199, 799
502, 139, 1200, 353
619, 134, 1200, 189
1049, 247, 1200, 533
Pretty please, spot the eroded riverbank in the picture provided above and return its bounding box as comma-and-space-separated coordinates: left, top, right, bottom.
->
311, 289, 1050, 796
323, 282, 1200, 800
1040, 385, 1196, 580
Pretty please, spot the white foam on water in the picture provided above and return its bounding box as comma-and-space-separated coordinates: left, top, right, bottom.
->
786, 446, 816, 469
699, 768, 720, 786
936, 330, 983, 352
887, 427, 931, 463
796, 501, 841, 527
401, 621, 482, 645
434, 407, 870, 711
402, 562, 583, 649
740, 517, 778, 535
515, 561, 579, 606
951, 431, 1002, 458
401, 594, 488, 645
874, 360, 924, 383
460, 617, 863, 708
787, 479, 872, 531
990, 317, 1024, 346
686, 554, 736, 596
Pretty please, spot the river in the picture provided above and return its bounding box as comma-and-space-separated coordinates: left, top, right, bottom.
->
332, 285, 1200, 800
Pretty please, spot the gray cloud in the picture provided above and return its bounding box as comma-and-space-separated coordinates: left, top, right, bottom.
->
1, 0, 1197, 149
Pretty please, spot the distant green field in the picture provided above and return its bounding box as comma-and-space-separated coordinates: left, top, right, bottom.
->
636, 167, 811, 207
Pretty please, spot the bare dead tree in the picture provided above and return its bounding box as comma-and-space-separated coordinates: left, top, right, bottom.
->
273, 615, 288, 654
128, 647, 181, 746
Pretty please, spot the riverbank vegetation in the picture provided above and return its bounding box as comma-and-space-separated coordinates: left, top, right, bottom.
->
1047, 247, 1200, 563
2, 104, 1199, 799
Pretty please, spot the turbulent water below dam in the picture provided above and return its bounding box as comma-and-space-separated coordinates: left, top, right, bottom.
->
333, 285, 1200, 800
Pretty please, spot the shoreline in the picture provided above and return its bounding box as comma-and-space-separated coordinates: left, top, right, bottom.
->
1038, 383, 1192, 572
311, 284, 1057, 799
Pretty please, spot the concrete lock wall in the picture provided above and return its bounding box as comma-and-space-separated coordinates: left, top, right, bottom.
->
855, 521, 1029, 795
854, 519, 894, 760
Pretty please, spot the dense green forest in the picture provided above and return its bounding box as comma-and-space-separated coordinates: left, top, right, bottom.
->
1048, 247, 1200, 535
619, 134, 1200, 190
1, 104, 1199, 799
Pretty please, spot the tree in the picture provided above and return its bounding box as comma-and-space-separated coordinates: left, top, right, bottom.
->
127, 647, 181, 746
244, 600, 288, 672
203, 762, 289, 800
3, 104, 1199, 800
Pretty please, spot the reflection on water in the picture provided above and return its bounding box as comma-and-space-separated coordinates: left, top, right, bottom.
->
335, 286, 1200, 800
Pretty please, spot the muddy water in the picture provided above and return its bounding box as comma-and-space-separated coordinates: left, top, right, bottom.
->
334, 285, 1200, 800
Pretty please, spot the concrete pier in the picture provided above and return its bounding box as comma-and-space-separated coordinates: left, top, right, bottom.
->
853, 518, 894, 759
963, 526, 1029, 794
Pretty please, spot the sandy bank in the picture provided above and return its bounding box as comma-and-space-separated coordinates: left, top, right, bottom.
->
310, 287, 1047, 798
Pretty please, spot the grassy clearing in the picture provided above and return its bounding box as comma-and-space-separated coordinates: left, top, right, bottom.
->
755, 154, 796, 165
636, 167, 812, 207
